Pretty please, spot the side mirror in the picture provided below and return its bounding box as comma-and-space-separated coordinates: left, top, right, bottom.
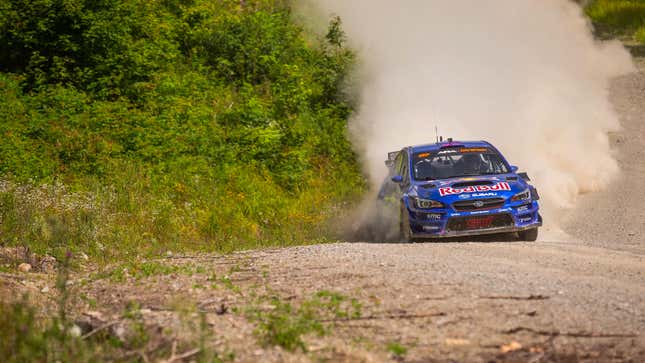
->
391, 175, 403, 183
518, 172, 531, 181
511, 165, 519, 173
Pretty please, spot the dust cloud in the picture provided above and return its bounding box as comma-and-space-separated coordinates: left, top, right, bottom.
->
298, 0, 634, 239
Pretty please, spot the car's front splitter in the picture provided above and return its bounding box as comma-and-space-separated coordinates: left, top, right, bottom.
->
409, 221, 542, 239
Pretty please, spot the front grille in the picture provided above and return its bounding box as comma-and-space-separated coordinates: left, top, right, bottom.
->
452, 198, 505, 211
447, 213, 513, 232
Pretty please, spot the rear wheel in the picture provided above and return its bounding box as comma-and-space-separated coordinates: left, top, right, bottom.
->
518, 228, 538, 242
399, 206, 413, 243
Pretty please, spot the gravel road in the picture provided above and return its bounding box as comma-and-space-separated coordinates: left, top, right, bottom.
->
234, 55, 645, 362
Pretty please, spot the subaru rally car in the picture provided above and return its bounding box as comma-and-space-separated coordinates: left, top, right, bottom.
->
379, 140, 542, 242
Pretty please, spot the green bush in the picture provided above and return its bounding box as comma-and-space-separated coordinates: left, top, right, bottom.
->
636, 26, 645, 42
0, 0, 365, 261
586, 0, 645, 43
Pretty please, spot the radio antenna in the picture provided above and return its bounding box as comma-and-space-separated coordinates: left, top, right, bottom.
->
435, 125, 439, 143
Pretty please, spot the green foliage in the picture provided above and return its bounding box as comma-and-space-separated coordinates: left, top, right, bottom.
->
247, 290, 363, 352
0, 0, 365, 260
637, 26, 645, 42
586, 0, 645, 43
386, 341, 408, 358
249, 296, 325, 351
313, 290, 362, 320
0, 0, 178, 97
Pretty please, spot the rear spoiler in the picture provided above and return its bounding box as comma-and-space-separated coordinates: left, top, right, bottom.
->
385, 151, 399, 168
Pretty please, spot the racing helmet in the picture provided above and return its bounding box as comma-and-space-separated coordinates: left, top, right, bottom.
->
461, 153, 482, 172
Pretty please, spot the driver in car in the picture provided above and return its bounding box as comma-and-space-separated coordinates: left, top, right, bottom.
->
456, 153, 483, 175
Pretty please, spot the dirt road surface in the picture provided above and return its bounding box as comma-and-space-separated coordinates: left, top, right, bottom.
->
227, 49, 644, 362
4, 52, 644, 363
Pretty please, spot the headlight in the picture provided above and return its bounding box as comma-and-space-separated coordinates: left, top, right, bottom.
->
412, 197, 443, 209
511, 189, 531, 202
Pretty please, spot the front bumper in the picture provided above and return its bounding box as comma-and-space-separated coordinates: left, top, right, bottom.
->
410, 221, 542, 239
406, 200, 542, 238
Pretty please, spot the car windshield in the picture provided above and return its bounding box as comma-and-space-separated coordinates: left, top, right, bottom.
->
412, 148, 510, 181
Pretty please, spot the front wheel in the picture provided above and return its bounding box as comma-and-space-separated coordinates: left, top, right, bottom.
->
518, 228, 538, 242
399, 207, 413, 243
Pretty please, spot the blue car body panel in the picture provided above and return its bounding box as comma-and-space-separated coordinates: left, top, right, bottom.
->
381, 140, 542, 238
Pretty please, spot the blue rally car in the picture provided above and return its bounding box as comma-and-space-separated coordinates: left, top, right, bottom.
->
379, 140, 542, 242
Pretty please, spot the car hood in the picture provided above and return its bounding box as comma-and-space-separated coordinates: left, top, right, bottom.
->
412, 174, 528, 202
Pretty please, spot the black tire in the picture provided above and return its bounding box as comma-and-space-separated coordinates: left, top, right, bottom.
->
399, 206, 413, 243
518, 228, 538, 242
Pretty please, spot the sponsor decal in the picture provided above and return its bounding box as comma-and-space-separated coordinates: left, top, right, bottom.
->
460, 148, 489, 153
439, 182, 511, 196
516, 205, 530, 213
458, 194, 471, 199
472, 192, 497, 197
437, 149, 458, 155
470, 210, 490, 215
426, 213, 442, 221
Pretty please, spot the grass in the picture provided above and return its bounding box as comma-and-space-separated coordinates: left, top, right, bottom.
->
386, 341, 408, 358
250, 296, 326, 351
246, 290, 363, 352
0, 166, 362, 266
0, 254, 111, 362
586, 0, 645, 43
0, 252, 236, 362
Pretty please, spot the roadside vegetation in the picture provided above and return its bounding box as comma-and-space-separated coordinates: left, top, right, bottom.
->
0, 0, 363, 264
246, 290, 362, 352
585, 0, 645, 43
1, 251, 365, 361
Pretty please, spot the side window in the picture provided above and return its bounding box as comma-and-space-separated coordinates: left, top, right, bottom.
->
394, 152, 404, 176
401, 152, 410, 184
